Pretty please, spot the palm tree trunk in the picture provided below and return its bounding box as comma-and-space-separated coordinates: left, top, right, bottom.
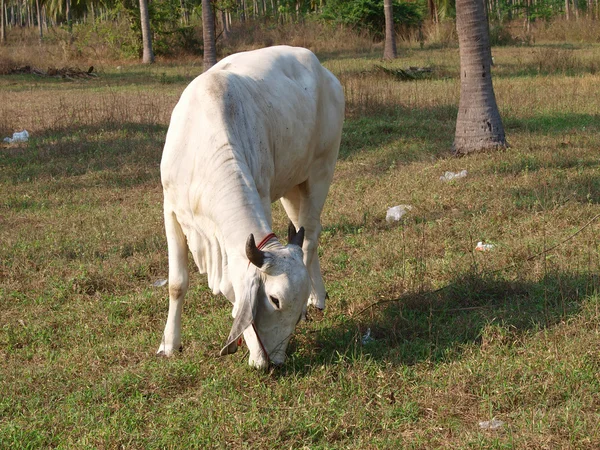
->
428, 0, 438, 22
0, 0, 5, 44
202, 0, 217, 71
36, 0, 42, 42
139, 0, 155, 63
454, 0, 506, 155
220, 8, 229, 41
66, 0, 72, 33
180, 0, 188, 25
43, 5, 48, 33
383, 0, 397, 60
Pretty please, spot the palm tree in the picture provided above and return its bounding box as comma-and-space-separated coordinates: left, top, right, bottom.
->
383, 0, 396, 60
139, 0, 154, 64
428, 0, 452, 23
36, 0, 43, 43
220, 8, 229, 42
454, 0, 506, 155
1, 0, 5, 44
202, 0, 217, 71
429, 0, 438, 22
66, 0, 72, 35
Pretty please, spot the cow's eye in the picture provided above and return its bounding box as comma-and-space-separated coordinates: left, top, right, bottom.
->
269, 296, 280, 309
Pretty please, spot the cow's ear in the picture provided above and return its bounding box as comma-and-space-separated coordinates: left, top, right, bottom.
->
220, 273, 260, 356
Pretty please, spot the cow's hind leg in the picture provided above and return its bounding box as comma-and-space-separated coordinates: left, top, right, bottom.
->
157, 210, 189, 356
281, 175, 332, 310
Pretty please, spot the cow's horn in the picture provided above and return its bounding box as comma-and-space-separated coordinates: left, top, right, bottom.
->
246, 234, 265, 268
288, 222, 305, 248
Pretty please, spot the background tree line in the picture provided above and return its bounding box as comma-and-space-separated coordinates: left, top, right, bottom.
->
2, 0, 599, 49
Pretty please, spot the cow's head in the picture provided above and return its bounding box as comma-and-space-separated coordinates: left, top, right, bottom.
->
220, 223, 310, 370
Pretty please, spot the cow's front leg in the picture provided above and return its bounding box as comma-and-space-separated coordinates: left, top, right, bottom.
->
281, 182, 329, 310
157, 210, 189, 356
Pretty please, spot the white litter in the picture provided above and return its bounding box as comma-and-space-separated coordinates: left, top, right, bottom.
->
3, 130, 29, 143
361, 328, 374, 345
153, 279, 168, 287
386, 204, 412, 223
440, 170, 467, 182
479, 418, 504, 430
475, 241, 494, 252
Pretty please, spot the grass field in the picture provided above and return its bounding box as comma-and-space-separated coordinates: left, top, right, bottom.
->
1, 41, 600, 448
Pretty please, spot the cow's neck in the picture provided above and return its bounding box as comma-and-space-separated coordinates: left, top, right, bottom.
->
202, 145, 271, 242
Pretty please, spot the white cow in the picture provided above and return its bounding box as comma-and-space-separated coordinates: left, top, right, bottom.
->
157, 46, 344, 370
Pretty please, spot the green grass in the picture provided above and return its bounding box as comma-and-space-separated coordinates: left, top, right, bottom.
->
1, 42, 600, 449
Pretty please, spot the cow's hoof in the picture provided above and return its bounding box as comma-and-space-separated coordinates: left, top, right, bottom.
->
308, 296, 326, 310
156, 344, 182, 357
311, 305, 325, 315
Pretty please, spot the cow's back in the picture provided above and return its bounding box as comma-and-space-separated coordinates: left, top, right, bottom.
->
162, 46, 343, 203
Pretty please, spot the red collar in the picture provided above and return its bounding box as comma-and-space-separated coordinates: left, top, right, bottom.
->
256, 232, 277, 250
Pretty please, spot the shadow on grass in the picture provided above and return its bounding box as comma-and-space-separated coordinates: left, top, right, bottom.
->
493, 66, 600, 79
283, 271, 598, 377
0, 69, 195, 90
1, 103, 459, 186
341, 109, 599, 166
340, 104, 457, 161
99, 70, 198, 87
0, 122, 167, 186
317, 49, 383, 64
510, 173, 600, 209
505, 113, 600, 135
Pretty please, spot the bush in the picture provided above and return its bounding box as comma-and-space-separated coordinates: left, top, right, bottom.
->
489, 24, 518, 46
320, 0, 424, 40
72, 12, 140, 60
148, 0, 202, 55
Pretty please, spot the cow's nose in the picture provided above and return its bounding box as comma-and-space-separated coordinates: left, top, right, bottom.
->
269, 352, 286, 367
249, 353, 270, 371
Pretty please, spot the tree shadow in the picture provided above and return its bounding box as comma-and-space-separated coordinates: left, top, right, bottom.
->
504, 113, 600, 135
2, 102, 459, 188
99, 70, 198, 87
509, 173, 600, 210
0, 69, 196, 91
281, 271, 598, 377
340, 104, 457, 161
341, 101, 597, 166
1, 122, 166, 187
317, 49, 384, 64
